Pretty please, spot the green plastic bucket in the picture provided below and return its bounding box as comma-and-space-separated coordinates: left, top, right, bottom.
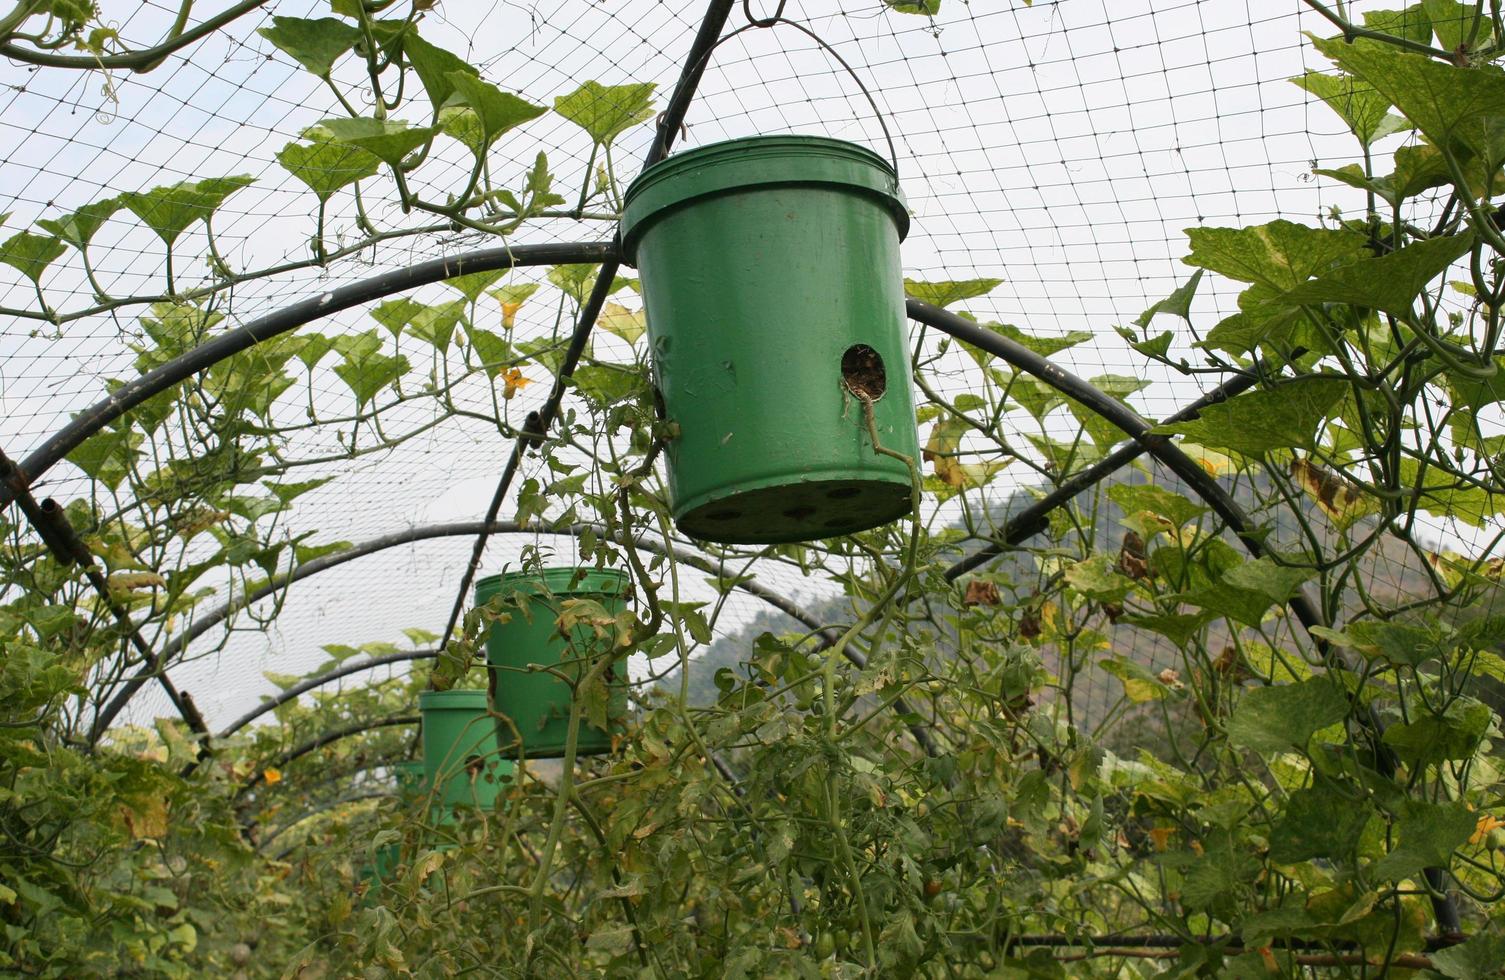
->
418, 690, 513, 810
621, 135, 919, 544
475, 567, 630, 758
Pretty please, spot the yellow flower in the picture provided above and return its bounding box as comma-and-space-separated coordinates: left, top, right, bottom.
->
1470, 814, 1504, 845
502, 367, 532, 400
262, 768, 282, 785
501, 301, 524, 329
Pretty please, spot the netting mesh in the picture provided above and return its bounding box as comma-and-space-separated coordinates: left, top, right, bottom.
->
0, 0, 1471, 734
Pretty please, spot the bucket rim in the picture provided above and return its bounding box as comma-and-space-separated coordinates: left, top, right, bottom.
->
621, 134, 908, 259
475, 565, 629, 601
417, 689, 489, 710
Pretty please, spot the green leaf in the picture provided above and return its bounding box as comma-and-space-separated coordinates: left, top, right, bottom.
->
1183, 219, 1367, 292
369, 297, 424, 336
985, 323, 1091, 356
1362, 5, 1434, 46
1341, 618, 1449, 666
1134, 269, 1203, 326
1313, 34, 1505, 171
1099, 656, 1173, 702
0, 231, 65, 284
1176, 556, 1315, 628
276, 134, 380, 202
1269, 780, 1370, 863
36, 196, 120, 247
442, 267, 509, 304
1371, 800, 1474, 880
332, 332, 410, 406
574, 364, 641, 407
317, 117, 438, 168
1227, 676, 1348, 754
1107, 483, 1208, 529
548, 263, 600, 305
466, 326, 512, 378
67, 425, 142, 489
1397, 456, 1503, 527
446, 72, 546, 151
1291, 71, 1407, 145
257, 16, 359, 76
553, 81, 657, 146
1381, 696, 1492, 764
1120, 611, 1214, 647
904, 277, 1003, 308
121, 175, 255, 246
884, 0, 941, 13
1064, 554, 1133, 601
1155, 378, 1347, 456
1422, 0, 1494, 52
264, 478, 333, 506
406, 301, 467, 348
1431, 926, 1505, 980
401, 32, 477, 109
1282, 231, 1475, 322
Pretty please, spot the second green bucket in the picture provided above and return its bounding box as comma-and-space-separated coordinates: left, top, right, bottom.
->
476, 567, 630, 758
621, 135, 920, 544
418, 690, 512, 811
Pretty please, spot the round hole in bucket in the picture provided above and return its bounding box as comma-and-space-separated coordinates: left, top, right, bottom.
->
841, 344, 886, 401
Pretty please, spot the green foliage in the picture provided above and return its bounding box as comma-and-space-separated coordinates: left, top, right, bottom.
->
554, 81, 657, 147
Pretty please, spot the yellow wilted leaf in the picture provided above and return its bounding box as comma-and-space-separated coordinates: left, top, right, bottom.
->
502, 367, 533, 400
1147, 826, 1176, 851
598, 301, 646, 344
108, 571, 167, 594
1290, 458, 1372, 526
923, 417, 1005, 488
1176, 442, 1238, 477
119, 794, 169, 840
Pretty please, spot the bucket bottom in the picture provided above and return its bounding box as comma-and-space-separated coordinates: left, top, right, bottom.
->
678, 477, 914, 544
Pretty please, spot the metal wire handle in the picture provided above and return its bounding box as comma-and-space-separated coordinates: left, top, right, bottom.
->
664, 9, 902, 182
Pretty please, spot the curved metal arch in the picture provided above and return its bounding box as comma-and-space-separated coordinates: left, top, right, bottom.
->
93, 520, 847, 739
0, 240, 616, 513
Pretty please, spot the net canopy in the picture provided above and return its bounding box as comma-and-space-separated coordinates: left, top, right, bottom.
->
3, 0, 1505, 971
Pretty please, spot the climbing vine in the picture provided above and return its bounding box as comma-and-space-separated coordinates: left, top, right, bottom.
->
3, 0, 1505, 976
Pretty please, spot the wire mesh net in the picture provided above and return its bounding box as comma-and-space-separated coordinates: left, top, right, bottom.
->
0, 0, 1484, 740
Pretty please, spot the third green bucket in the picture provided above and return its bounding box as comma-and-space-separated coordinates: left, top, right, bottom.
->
476, 567, 630, 758
621, 135, 919, 544
418, 690, 512, 811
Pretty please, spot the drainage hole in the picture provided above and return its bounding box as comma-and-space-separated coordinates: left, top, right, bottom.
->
841, 344, 887, 400
706, 509, 741, 521
783, 505, 817, 520
827, 486, 862, 500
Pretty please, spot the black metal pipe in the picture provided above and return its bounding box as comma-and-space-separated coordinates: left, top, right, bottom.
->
0, 240, 616, 514
434, 0, 739, 653
942, 371, 1260, 581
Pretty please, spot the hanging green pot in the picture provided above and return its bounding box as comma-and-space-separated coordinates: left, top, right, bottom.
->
475, 567, 630, 758
418, 690, 512, 811
621, 135, 919, 544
